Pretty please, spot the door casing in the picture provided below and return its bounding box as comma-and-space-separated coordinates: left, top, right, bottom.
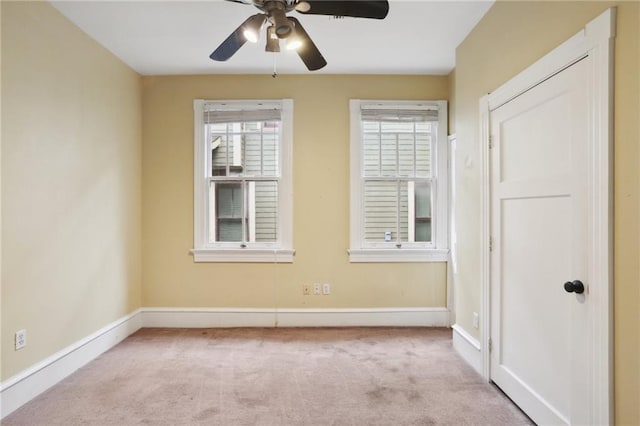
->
478, 8, 615, 425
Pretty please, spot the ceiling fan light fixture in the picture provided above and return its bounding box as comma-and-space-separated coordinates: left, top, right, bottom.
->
286, 40, 303, 51
275, 23, 292, 38
283, 17, 302, 50
268, 7, 293, 39
264, 0, 293, 38
243, 29, 259, 43
265, 26, 280, 52
285, 34, 303, 51
242, 14, 267, 43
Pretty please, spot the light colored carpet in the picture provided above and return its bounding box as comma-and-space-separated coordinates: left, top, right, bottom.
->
3, 327, 532, 425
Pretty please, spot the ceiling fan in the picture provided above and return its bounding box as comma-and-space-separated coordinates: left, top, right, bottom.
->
210, 0, 390, 71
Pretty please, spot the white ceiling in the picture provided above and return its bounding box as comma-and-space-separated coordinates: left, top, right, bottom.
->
51, 0, 493, 76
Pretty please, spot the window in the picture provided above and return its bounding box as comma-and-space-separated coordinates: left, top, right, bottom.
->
349, 100, 448, 262
192, 99, 294, 262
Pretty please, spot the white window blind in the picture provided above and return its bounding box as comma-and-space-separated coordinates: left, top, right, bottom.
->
202, 103, 281, 124
359, 107, 439, 122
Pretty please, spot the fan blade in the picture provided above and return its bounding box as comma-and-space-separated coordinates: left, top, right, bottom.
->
288, 17, 327, 71
224, 0, 252, 4
210, 14, 264, 61
297, 1, 389, 19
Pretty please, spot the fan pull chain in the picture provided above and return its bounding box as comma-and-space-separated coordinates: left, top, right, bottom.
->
272, 53, 278, 78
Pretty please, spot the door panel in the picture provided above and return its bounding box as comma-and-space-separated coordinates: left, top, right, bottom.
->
490, 58, 589, 425
499, 93, 571, 183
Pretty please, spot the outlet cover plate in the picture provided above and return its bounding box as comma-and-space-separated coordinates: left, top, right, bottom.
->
15, 329, 26, 350
322, 283, 331, 295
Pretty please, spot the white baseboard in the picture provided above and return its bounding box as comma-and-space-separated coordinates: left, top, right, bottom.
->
275, 307, 450, 327
141, 307, 451, 328
142, 307, 276, 328
0, 309, 142, 419
452, 323, 482, 375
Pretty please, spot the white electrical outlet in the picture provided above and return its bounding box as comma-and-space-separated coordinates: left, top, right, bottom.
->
313, 283, 321, 295
303, 284, 311, 296
15, 329, 27, 350
322, 283, 331, 295
472, 312, 479, 329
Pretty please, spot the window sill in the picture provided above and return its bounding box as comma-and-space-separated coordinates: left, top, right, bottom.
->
191, 249, 295, 263
348, 248, 448, 263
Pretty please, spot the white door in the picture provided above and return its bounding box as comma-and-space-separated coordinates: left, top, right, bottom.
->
490, 58, 590, 425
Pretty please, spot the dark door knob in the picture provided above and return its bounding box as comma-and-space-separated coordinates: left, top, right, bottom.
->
564, 280, 585, 294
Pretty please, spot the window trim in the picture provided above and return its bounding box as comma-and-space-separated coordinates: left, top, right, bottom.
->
349, 99, 449, 263
192, 99, 294, 263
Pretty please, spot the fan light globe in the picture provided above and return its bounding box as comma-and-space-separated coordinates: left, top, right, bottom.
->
243, 29, 259, 43
273, 18, 292, 38
242, 13, 267, 44
286, 38, 303, 51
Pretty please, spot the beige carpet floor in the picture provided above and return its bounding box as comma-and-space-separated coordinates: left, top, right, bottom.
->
3, 327, 532, 426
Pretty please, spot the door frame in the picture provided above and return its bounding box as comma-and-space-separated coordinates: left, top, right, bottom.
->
479, 8, 615, 425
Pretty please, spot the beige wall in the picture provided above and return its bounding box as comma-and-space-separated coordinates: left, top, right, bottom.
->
1, 2, 142, 380
142, 75, 448, 309
453, 1, 639, 423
